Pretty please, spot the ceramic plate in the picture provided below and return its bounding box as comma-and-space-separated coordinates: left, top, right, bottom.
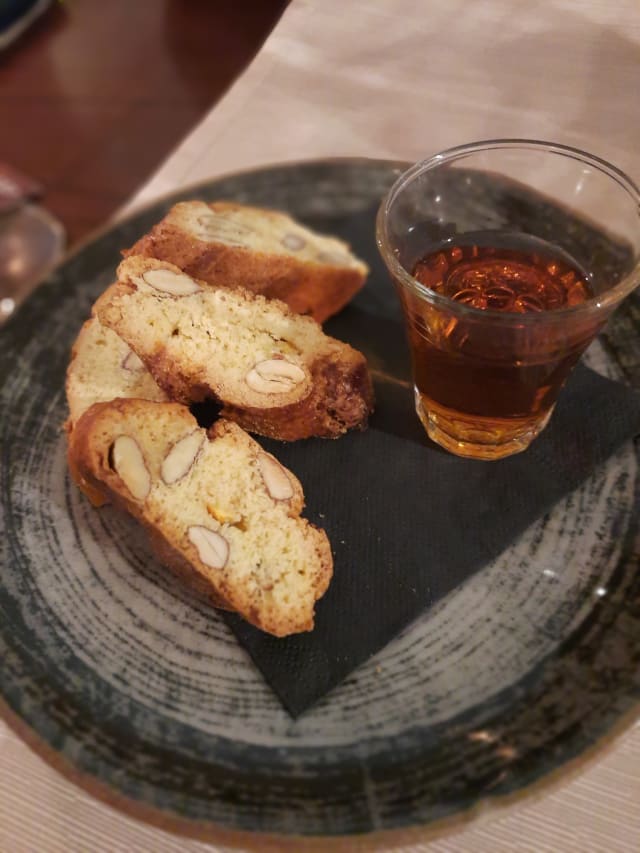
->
1, 160, 639, 841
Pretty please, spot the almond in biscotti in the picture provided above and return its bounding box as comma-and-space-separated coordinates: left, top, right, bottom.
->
257, 452, 294, 501
68, 399, 333, 637
96, 256, 374, 442
141, 267, 202, 296
161, 430, 204, 484
65, 314, 168, 508
122, 349, 145, 371
282, 232, 306, 251
244, 359, 307, 394
188, 525, 229, 569
65, 314, 167, 431
195, 212, 253, 246
110, 435, 151, 500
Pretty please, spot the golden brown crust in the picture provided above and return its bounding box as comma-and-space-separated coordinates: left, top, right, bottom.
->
126, 201, 368, 323
68, 399, 141, 514
66, 431, 109, 507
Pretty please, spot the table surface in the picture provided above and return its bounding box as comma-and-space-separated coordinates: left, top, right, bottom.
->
2, 1, 640, 850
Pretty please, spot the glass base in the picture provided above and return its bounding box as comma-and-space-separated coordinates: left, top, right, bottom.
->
415, 390, 554, 461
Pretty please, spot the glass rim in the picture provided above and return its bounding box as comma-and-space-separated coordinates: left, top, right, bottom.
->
376, 138, 640, 324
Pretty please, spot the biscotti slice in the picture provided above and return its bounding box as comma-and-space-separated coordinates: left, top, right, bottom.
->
69, 399, 333, 636
66, 313, 167, 429
65, 313, 169, 506
97, 256, 374, 441
126, 200, 369, 323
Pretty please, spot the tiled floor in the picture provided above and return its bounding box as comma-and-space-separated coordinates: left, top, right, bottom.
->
0, 0, 288, 245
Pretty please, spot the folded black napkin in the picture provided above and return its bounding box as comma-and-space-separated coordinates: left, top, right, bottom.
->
223, 207, 640, 716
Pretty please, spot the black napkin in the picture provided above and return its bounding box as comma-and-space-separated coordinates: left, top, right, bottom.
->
223, 206, 640, 716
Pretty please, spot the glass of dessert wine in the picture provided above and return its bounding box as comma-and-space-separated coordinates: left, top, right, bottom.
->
377, 140, 640, 459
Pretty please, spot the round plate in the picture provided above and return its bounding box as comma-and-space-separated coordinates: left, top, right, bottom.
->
1, 159, 639, 841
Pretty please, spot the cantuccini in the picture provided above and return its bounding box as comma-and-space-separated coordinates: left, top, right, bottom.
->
69, 399, 333, 637
96, 256, 374, 441
126, 200, 368, 323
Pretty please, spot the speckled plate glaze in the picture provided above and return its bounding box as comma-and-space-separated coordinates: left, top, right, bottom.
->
1, 160, 639, 842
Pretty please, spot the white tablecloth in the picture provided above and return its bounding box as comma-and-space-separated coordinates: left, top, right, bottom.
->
3, 1, 640, 849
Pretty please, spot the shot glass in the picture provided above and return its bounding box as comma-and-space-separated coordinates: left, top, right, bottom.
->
376, 140, 640, 460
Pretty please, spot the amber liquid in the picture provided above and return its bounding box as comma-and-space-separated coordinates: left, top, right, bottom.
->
406, 236, 598, 458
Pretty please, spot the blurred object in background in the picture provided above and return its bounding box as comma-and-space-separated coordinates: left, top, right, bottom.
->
0, 206, 65, 325
0, 0, 289, 246
0, 161, 65, 325
1, 1, 63, 325
0, 161, 42, 213
0, 0, 287, 323
0, 0, 52, 50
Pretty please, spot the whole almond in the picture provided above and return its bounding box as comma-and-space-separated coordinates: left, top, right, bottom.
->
161, 430, 204, 485
188, 525, 229, 569
111, 435, 151, 501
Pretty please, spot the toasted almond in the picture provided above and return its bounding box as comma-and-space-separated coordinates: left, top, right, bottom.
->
282, 232, 306, 251
161, 430, 204, 485
317, 250, 352, 267
245, 358, 306, 394
257, 452, 293, 501
195, 214, 251, 246
142, 268, 201, 296
188, 525, 229, 569
121, 349, 145, 372
111, 435, 151, 501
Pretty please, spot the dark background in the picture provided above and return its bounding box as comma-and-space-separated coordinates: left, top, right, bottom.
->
0, 0, 288, 245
